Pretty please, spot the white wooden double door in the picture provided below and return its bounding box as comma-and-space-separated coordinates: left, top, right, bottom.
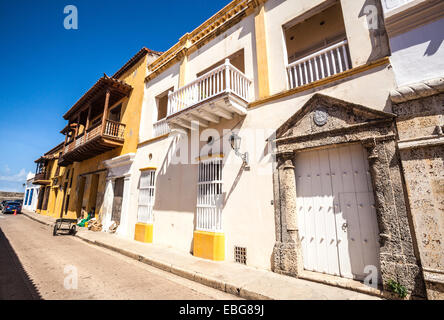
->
295, 144, 380, 280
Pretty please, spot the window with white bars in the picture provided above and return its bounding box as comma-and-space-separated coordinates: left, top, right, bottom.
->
196, 159, 223, 232
137, 170, 156, 224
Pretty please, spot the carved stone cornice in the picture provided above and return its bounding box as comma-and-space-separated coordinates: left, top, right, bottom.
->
390, 76, 444, 104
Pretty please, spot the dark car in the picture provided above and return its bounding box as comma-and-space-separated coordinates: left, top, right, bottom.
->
2, 201, 22, 214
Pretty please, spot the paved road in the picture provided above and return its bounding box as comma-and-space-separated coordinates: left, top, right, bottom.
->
0, 214, 239, 300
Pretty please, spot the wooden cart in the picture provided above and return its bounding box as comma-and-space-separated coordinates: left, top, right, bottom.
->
53, 218, 78, 236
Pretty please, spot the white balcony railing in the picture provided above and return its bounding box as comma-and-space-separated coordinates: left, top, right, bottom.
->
167, 59, 252, 117
152, 118, 170, 138
287, 40, 351, 90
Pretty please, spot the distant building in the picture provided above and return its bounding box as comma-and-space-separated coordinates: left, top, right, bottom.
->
23, 173, 39, 212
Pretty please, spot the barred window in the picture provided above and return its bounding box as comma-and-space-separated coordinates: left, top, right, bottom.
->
137, 170, 156, 224
196, 159, 223, 232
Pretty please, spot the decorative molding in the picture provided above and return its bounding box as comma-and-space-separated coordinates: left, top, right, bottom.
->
112, 47, 162, 80
139, 167, 157, 172
313, 106, 328, 126
103, 153, 135, 169
145, 0, 259, 83
195, 153, 225, 162
138, 132, 172, 148
398, 136, 444, 150
390, 76, 444, 103
254, 2, 270, 98
249, 57, 391, 109
423, 268, 444, 285
384, 0, 444, 38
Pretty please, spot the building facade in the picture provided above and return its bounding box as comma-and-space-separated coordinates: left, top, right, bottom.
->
54, 48, 161, 237
30, 0, 444, 299
124, 0, 429, 298
381, 0, 444, 299
23, 173, 39, 212
33, 143, 65, 217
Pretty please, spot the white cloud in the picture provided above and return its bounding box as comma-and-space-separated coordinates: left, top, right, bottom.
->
0, 168, 28, 182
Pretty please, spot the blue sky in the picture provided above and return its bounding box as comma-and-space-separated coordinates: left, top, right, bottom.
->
0, 0, 230, 192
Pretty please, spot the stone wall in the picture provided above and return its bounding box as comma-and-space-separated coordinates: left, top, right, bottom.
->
392, 80, 444, 300
272, 94, 426, 298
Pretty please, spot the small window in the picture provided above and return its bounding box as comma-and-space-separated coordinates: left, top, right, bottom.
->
155, 88, 173, 121
69, 169, 74, 188
24, 190, 29, 205
196, 49, 245, 78
109, 104, 122, 122
29, 189, 34, 206
284, 2, 350, 89
137, 170, 156, 224
284, 2, 346, 64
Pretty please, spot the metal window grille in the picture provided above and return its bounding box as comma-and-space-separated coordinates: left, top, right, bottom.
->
234, 246, 247, 265
137, 170, 156, 224
196, 159, 223, 232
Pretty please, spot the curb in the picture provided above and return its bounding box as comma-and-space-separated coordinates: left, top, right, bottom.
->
21, 211, 380, 300
74, 232, 267, 300
22, 211, 53, 227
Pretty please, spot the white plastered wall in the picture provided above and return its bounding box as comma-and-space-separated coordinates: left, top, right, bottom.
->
128, 0, 397, 270
187, 14, 258, 100
139, 63, 181, 143
389, 18, 444, 86
264, 0, 381, 95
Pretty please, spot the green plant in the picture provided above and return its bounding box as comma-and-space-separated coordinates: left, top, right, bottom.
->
387, 279, 408, 298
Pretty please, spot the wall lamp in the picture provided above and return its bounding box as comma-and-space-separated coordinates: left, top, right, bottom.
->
229, 132, 249, 166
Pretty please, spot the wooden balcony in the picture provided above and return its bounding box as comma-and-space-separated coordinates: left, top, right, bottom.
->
59, 120, 125, 165
166, 59, 252, 131
33, 172, 51, 185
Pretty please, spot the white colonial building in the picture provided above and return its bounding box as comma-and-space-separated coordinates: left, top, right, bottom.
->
23, 172, 39, 212
117, 0, 442, 298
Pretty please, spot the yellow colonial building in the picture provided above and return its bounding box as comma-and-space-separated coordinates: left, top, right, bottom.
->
34, 48, 161, 229
33, 142, 65, 218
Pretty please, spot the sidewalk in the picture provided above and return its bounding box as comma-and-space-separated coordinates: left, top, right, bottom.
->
21, 209, 382, 300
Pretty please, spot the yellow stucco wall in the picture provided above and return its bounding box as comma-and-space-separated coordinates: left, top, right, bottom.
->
57, 55, 149, 221
134, 223, 154, 243
37, 55, 148, 221
193, 230, 225, 261
35, 148, 67, 218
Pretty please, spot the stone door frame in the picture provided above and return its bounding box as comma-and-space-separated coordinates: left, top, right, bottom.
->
271, 94, 424, 297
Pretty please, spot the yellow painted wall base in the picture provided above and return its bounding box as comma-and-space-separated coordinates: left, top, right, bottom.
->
134, 223, 153, 243
193, 230, 225, 261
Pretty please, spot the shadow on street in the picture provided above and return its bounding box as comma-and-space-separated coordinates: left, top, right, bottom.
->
0, 227, 42, 300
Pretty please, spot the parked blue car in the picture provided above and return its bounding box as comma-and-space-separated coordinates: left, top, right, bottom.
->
2, 201, 22, 214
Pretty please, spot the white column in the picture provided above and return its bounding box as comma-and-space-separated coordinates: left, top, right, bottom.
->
116, 175, 131, 237
102, 178, 114, 231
